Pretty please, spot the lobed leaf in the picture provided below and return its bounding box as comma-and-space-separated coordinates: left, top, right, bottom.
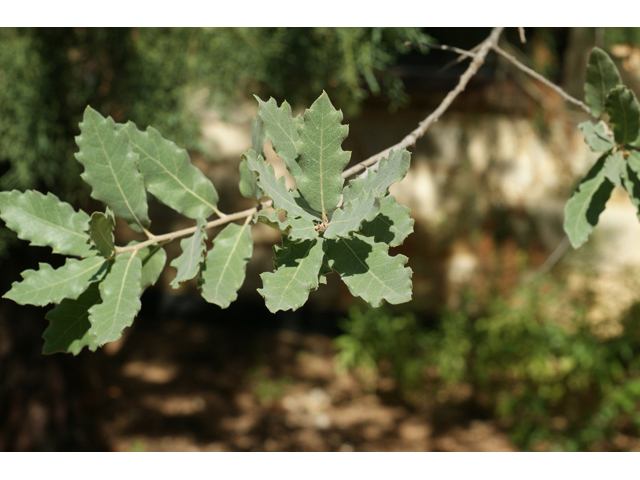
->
75, 107, 150, 232
4, 255, 110, 307
323, 192, 380, 240
585, 47, 622, 119
139, 243, 168, 289
563, 154, 615, 248
256, 209, 318, 242
86, 209, 115, 257
602, 151, 626, 187
295, 91, 351, 219
606, 85, 640, 146
170, 217, 208, 288
325, 233, 412, 307
578, 121, 615, 153
246, 151, 319, 221
343, 148, 411, 203
622, 150, 640, 222
200, 221, 253, 308
251, 115, 266, 157
259, 236, 325, 313
43, 282, 102, 355
239, 150, 263, 202
0, 190, 93, 257
123, 122, 219, 219
360, 195, 414, 247
88, 251, 143, 346
255, 96, 303, 179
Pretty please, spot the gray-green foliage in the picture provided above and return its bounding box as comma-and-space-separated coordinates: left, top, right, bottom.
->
0, 92, 414, 355
564, 47, 640, 248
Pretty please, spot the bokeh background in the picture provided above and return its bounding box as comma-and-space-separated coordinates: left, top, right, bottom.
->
3, 27, 640, 452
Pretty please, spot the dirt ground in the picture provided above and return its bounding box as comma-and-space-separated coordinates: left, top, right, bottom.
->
84, 293, 517, 452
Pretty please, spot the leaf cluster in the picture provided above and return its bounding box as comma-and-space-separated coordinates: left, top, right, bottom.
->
0, 92, 414, 354
564, 47, 640, 248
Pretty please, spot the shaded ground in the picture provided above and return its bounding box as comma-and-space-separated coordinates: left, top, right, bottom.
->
89, 293, 517, 452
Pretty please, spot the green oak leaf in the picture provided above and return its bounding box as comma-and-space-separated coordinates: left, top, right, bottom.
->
170, 217, 208, 288
4, 255, 110, 307
239, 150, 263, 202
343, 148, 411, 203
564, 154, 615, 248
88, 251, 143, 346
602, 151, 627, 187
200, 221, 253, 308
251, 115, 266, 157
325, 233, 412, 307
622, 150, 640, 222
259, 236, 326, 313
246, 151, 319, 222
607, 85, 640, 146
323, 192, 381, 240
0, 190, 93, 257
75, 107, 150, 232
124, 240, 168, 289
578, 121, 615, 152
585, 47, 623, 119
256, 209, 318, 242
360, 195, 414, 247
123, 122, 219, 219
255, 96, 303, 179
43, 282, 102, 355
296, 91, 351, 219
86, 209, 115, 257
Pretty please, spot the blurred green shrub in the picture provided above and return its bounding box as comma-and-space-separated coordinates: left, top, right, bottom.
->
334, 278, 640, 451
0, 27, 430, 258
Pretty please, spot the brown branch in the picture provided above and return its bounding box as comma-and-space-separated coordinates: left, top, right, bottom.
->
518, 27, 526, 44
491, 43, 592, 116
404, 42, 476, 59
342, 27, 505, 179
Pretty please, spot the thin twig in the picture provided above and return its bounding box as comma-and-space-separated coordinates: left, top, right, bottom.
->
404, 42, 476, 59
342, 27, 505, 179
115, 205, 263, 255
518, 27, 526, 44
437, 42, 483, 74
492, 43, 592, 116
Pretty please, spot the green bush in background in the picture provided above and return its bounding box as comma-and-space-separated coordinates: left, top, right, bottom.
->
335, 277, 640, 451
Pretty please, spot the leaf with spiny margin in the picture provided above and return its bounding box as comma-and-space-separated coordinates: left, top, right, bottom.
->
43, 282, 102, 355
607, 86, 640, 146
75, 107, 150, 232
564, 154, 614, 248
323, 193, 380, 239
585, 47, 622, 119
88, 251, 143, 345
255, 96, 303, 179
252, 115, 266, 157
170, 217, 208, 288
360, 195, 414, 247
295, 92, 351, 218
86, 209, 115, 257
200, 222, 253, 308
123, 122, 218, 219
259, 236, 325, 313
578, 121, 615, 152
246, 152, 319, 221
622, 151, 640, 222
0, 190, 93, 257
343, 149, 411, 204
255, 210, 318, 242
603, 151, 627, 187
239, 150, 263, 202
325, 233, 412, 307
125, 241, 167, 289
4, 255, 110, 306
